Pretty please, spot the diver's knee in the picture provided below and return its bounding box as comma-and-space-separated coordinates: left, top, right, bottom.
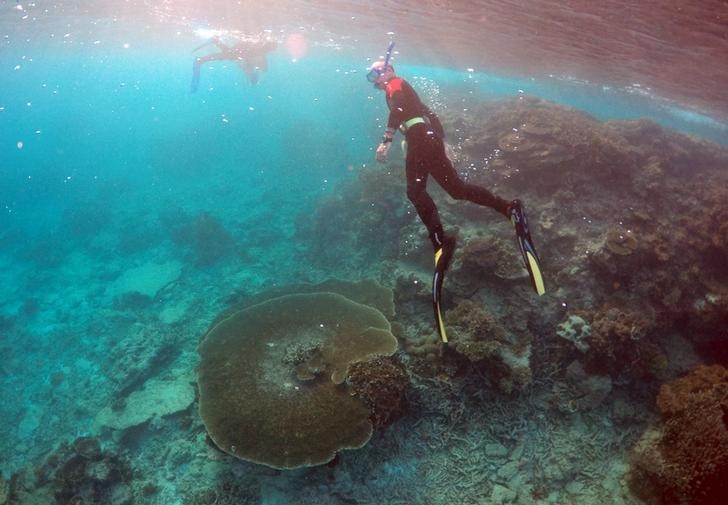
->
447, 183, 468, 200
406, 186, 425, 204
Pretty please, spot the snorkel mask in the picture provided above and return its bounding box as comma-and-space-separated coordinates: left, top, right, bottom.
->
366, 40, 395, 85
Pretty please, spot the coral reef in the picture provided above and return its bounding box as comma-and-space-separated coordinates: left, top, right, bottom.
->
107, 260, 182, 301
347, 355, 409, 431
178, 470, 260, 505
445, 300, 532, 393
101, 321, 180, 399
217, 278, 396, 321
628, 364, 728, 504
556, 314, 591, 352
163, 209, 236, 266
4, 437, 135, 505
457, 96, 638, 195
6, 94, 728, 504
450, 236, 527, 292
550, 360, 612, 413
295, 165, 412, 272
197, 290, 401, 469
582, 304, 665, 379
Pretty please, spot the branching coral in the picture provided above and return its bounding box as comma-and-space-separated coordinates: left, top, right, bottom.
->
629, 365, 728, 504
197, 291, 400, 469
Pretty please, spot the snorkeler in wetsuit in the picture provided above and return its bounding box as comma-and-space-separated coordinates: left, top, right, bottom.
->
191, 35, 277, 92
369, 60, 513, 261
367, 55, 544, 342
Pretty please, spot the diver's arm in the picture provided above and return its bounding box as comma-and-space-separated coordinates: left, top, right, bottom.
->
375, 127, 396, 162
195, 53, 227, 65
210, 37, 232, 53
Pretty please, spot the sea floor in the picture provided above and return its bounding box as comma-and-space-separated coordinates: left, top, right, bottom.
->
1, 93, 726, 505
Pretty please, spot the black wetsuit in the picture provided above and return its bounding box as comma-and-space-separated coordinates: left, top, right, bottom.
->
384, 77, 509, 249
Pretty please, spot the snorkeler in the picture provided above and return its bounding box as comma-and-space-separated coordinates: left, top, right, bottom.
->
367, 43, 545, 343
191, 34, 277, 92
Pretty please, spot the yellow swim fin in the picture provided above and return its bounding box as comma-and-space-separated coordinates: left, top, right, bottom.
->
509, 200, 546, 296
432, 236, 456, 343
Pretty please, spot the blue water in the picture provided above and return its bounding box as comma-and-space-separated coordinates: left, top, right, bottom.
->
3, 47, 724, 251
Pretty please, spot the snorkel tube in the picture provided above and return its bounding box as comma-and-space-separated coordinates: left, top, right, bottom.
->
367, 40, 396, 85
383, 39, 395, 70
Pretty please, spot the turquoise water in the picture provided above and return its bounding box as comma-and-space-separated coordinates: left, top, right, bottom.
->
1, 30, 726, 503
4, 46, 724, 254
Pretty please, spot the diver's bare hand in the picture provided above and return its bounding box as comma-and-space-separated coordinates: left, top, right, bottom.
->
375, 142, 391, 162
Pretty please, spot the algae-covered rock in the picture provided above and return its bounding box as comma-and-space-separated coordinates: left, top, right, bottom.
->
197, 291, 399, 469
107, 259, 182, 299
95, 375, 195, 430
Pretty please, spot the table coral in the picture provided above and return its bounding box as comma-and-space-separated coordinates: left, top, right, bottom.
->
197, 291, 399, 469
629, 365, 728, 504
215, 278, 396, 323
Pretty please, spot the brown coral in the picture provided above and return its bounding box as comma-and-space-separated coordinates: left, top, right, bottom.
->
629, 365, 728, 505
605, 227, 639, 256
581, 304, 667, 380
445, 300, 532, 392
347, 356, 409, 431
197, 291, 399, 470
452, 236, 526, 289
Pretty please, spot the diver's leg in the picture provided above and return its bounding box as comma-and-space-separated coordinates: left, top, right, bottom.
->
408, 145, 457, 344
191, 59, 201, 92
191, 54, 224, 92
430, 143, 510, 217
406, 150, 446, 250
242, 61, 259, 85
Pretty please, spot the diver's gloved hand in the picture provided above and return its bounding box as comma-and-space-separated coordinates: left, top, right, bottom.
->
375, 142, 391, 162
